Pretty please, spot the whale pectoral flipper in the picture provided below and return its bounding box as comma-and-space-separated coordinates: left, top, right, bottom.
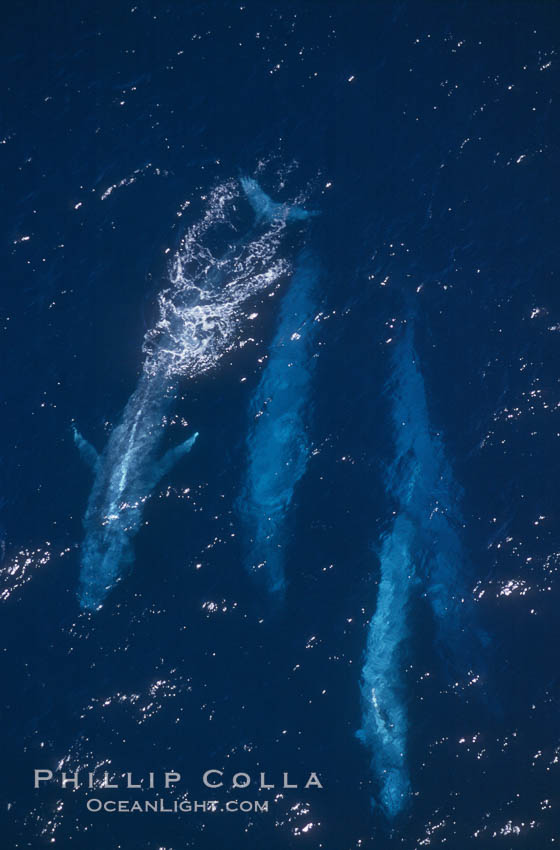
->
72, 424, 99, 471
155, 431, 199, 483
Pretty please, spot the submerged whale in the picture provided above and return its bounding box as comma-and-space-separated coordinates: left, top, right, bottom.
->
74, 177, 314, 611
73, 385, 198, 611
238, 249, 320, 595
357, 513, 417, 818
358, 323, 486, 818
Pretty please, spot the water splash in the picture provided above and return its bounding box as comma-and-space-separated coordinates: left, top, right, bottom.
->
143, 180, 291, 380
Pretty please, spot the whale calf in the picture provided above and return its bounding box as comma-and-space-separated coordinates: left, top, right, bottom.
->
75, 177, 314, 611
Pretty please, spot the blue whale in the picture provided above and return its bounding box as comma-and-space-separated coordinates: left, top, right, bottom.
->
73, 382, 198, 611
238, 249, 320, 595
357, 511, 417, 818
75, 177, 314, 611
358, 323, 486, 817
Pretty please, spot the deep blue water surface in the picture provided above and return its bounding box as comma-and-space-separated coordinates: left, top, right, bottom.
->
1, 2, 559, 847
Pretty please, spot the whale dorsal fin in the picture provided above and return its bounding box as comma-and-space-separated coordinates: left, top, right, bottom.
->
72, 424, 99, 471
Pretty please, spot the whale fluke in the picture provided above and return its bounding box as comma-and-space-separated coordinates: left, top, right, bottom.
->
240, 177, 318, 224
72, 424, 99, 471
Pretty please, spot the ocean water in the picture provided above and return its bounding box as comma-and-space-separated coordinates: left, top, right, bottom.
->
1, 2, 559, 848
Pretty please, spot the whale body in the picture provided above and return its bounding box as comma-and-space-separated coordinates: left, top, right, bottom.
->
357, 513, 416, 818
238, 250, 320, 595
75, 177, 314, 611
358, 323, 486, 817
73, 380, 198, 611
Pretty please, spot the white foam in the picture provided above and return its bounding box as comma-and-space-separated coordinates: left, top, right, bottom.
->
143, 180, 291, 379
